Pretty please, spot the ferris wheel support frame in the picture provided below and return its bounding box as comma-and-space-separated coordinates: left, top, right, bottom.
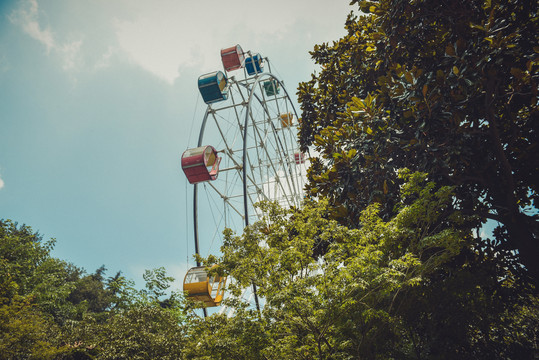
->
192, 69, 301, 315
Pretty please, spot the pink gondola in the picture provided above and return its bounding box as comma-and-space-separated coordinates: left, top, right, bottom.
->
182, 146, 221, 184
294, 152, 306, 165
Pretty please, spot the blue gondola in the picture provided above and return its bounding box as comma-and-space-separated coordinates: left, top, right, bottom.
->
198, 71, 228, 104
245, 54, 263, 76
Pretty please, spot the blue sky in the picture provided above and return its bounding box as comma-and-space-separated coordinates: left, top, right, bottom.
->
0, 0, 353, 289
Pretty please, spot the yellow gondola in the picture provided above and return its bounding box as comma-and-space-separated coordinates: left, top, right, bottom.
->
183, 266, 227, 307
280, 112, 294, 127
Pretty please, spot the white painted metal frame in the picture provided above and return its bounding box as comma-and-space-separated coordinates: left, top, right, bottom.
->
192, 61, 307, 314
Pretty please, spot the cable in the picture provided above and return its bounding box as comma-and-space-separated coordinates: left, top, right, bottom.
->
187, 90, 202, 149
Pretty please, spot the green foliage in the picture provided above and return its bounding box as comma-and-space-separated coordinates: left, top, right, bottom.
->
0, 295, 65, 359
199, 173, 537, 359
2, 179, 537, 359
184, 310, 269, 360
0, 219, 190, 359
298, 0, 539, 283
0, 220, 55, 299
2, 2, 538, 356
0, 220, 70, 358
95, 304, 187, 360
142, 266, 176, 300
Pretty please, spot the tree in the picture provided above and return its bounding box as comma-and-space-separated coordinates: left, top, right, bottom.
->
200, 172, 537, 359
0, 220, 56, 298
1, 219, 191, 359
183, 310, 269, 360
0, 220, 69, 358
298, 0, 538, 284
94, 303, 187, 360
59, 267, 189, 360
0, 295, 65, 360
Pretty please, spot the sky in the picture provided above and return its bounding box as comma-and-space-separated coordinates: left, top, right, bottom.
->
0, 0, 354, 290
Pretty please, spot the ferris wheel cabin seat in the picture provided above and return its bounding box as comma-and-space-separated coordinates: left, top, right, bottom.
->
280, 112, 294, 127
221, 44, 244, 71
294, 152, 306, 164
198, 71, 228, 104
181, 146, 221, 184
245, 53, 263, 75
263, 79, 280, 96
183, 266, 227, 307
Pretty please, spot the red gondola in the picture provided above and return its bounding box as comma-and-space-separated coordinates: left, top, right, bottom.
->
181, 146, 221, 184
221, 44, 244, 72
294, 152, 306, 164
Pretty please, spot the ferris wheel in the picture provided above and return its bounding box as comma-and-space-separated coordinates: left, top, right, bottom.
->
181, 45, 307, 314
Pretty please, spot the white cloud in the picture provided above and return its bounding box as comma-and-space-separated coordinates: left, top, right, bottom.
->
0, 175, 4, 190
9, 0, 85, 73
95, 46, 115, 70
9, 0, 352, 83
59, 39, 83, 71
9, 0, 55, 52
114, 15, 190, 84
112, 0, 352, 84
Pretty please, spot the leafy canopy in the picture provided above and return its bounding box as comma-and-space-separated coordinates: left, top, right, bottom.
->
200, 171, 537, 359
298, 0, 538, 283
